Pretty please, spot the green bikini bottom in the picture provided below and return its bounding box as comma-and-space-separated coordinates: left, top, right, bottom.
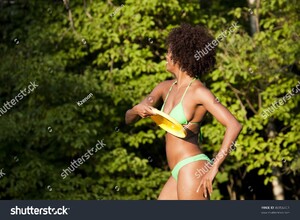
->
171, 154, 211, 181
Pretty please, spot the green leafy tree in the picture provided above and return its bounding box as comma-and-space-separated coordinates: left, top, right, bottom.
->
0, 0, 299, 200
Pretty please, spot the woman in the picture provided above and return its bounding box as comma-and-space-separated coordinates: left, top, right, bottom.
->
125, 24, 242, 200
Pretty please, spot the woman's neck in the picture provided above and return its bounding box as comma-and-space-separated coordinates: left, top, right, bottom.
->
174, 71, 194, 88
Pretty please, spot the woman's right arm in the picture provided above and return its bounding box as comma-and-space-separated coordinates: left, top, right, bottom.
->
125, 81, 166, 125
125, 104, 153, 124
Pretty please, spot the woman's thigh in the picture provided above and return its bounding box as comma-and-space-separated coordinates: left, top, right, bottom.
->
158, 176, 178, 200
177, 160, 210, 200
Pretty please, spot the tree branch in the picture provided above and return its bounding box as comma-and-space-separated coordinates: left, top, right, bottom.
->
245, 97, 257, 114
62, 0, 76, 32
83, 0, 93, 19
227, 82, 248, 120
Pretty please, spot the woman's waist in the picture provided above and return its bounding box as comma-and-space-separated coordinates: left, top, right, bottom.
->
166, 143, 204, 170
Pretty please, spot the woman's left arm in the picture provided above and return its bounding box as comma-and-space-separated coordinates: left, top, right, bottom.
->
195, 86, 243, 198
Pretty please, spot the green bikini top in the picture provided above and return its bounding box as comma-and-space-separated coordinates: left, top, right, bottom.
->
161, 78, 203, 141
161, 78, 199, 125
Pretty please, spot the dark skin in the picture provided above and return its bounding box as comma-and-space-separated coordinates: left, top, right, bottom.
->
125, 50, 242, 200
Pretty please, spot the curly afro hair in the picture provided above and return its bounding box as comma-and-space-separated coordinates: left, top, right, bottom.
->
166, 23, 216, 78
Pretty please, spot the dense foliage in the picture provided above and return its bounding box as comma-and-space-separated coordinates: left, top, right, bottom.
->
0, 0, 299, 200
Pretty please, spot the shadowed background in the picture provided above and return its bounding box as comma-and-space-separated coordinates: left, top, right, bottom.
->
0, 0, 299, 200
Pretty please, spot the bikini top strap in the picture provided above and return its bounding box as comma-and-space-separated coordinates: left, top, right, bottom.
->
161, 80, 177, 110
180, 78, 196, 102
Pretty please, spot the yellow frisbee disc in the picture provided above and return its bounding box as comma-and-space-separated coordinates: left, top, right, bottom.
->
150, 108, 187, 138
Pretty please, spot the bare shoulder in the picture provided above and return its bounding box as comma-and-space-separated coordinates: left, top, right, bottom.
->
159, 79, 176, 87
192, 80, 216, 104
192, 80, 211, 94
143, 79, 176, 106
154, 79, 176, 93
